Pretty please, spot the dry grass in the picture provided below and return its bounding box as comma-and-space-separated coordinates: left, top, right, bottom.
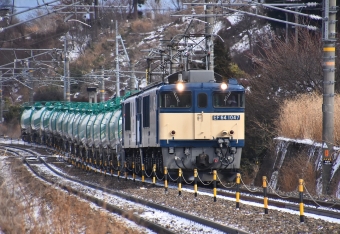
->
277, 153, 316, 193
277, 92, 340, 144
0, 157, 142, 233
130, 19, 154, 33
0, 124, 21, 139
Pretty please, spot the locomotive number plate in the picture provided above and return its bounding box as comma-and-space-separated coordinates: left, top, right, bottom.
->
212, 115, 240, 120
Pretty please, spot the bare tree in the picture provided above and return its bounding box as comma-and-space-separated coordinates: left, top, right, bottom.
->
243, 30, 337, 165
169, 0, 182, 11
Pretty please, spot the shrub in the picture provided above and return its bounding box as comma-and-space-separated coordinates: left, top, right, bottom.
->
130, 19, 153, 33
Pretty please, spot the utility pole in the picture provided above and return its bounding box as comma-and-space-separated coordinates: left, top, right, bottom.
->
25, 59, 34, 106
100, 67, 105, 102
115, 20, 120, 97
129, 62, 137, 91
0, 71, 2, 123
205, 0, 214, 70
64, 34, 70, 102
295, 7, 298, 45
107, 21, 130, 96
322, 0, 337, 195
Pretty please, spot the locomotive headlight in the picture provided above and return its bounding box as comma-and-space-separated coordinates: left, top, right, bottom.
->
171, 130, 176, 136
221, 82, 227, 90
176, 82, 184, 91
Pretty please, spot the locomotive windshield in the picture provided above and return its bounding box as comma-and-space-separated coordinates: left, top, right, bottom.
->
160, 91, 192, 108
213, 91, 244, 108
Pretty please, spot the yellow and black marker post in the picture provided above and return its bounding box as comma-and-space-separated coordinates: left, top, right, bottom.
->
117, 160, 120, 180
110, 161, 113, 177
194, 169, 198, 197
89, 158, 92, 172
94, 159, 97, 174
142, 164, 145, 186
299, 179, 304, 223
100, 160, 102, 174
164, 167, 168, 193
178, 168, 182, 196
236, 173, 241, 209
132, 162, 135, 182
263, 176, 268, 214
213, 170, 217, 202
152, 164, 156, 187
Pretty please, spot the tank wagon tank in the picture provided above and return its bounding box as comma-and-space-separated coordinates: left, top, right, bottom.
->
21, 70, 245, 182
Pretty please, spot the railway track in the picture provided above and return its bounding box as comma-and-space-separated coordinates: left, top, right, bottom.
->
4, 143, 340, 220
0, 144, 247, 234
3, 143, 340, 222
0, 146, 339, 233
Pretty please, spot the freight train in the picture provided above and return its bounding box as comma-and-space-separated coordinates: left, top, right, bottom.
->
20, 69, 245, 181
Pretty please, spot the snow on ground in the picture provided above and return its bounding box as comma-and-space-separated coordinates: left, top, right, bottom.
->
0, 154, 156, 234
1, 139, 340, 230
226, 13, 244, 26
44, 154, 340, 225
26, 163, 226, 234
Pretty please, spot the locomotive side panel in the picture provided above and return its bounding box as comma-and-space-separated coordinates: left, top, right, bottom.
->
123, 100, 134, 148
140, 89, 158, 148
123, 88, 159, 148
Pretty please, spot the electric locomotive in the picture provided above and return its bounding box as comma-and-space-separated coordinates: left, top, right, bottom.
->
122, 69, 245, 181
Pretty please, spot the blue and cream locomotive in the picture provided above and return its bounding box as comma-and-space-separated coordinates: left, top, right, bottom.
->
122, 70, 245, 181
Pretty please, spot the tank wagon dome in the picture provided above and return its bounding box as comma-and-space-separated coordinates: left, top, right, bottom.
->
20, 104, 34, 132
41, 102, 55, 133
30, 102, 46, 131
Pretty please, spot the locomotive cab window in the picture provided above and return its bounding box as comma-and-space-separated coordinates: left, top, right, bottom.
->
124, 103, 131, 130
213, 91, 244, 108
197, 93, 207, 108
159, 91, 192, 108
143, 96, 150, 127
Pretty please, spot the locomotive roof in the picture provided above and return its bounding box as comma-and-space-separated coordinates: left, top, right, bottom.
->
125, 70, 244, 100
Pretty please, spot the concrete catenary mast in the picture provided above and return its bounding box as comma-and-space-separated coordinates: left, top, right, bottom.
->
322, 0, 337, 195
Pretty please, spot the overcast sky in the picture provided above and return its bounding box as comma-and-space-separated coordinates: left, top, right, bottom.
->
12, 0, 48, 19
14, 0, 38, 9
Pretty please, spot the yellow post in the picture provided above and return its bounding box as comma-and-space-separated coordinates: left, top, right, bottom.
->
132, 162, 135, 182
299, 179, 304, 223
194, 169, 198, 197
263, 176, 268, 214
110, 161, 113, 176
236, 173, 241, 209
117, 160, 120, 180
164, 167, 168, 193
178, 168, 182, 196
152, 164, 156, 187
100, 159, 102, 174
213, 170, 217, 202
142, 164, 145, 186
